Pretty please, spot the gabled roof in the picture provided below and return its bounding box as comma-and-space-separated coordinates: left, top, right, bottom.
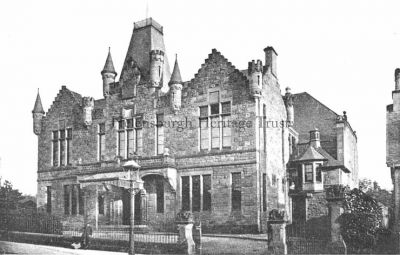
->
32, 91, 45, 114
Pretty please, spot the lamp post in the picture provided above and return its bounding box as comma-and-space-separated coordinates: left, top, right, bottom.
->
122, 160, 142, 255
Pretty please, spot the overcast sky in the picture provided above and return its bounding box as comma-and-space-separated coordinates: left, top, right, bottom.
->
0, 0, 398, 194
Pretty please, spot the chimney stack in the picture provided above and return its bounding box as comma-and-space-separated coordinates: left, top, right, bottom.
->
395, 68, 400, 91
264, 46, 278, 77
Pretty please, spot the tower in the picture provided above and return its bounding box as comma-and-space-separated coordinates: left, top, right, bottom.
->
149, 49, 165, 90
32, 90, 45, 135
169, 54, 183, 111
248, 59, 263, 97
101, 48, 117, 97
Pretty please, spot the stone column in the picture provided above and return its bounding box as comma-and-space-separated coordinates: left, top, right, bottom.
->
326, 185, 347, 254
176, 212, 196, 255
140, 189, 147, 224
268, 220, 287, 255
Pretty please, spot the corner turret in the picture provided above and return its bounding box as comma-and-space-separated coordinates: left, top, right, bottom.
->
169, 54, 183, 111
248, 59, 263, 97
101, 47, 117, 97
32, 89, 45, 135
149, 49, 165, 91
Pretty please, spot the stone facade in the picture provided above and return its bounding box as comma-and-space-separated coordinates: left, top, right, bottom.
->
287, 94, 359, 225
387, 68, 400, 232
33, 17, 290, 233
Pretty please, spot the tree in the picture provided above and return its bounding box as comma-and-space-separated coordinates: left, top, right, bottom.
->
0, 178, 23, 214
339, 187, 383, 254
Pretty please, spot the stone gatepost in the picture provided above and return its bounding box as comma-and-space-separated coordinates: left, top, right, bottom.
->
326, 185, 347, 254
176, 211, 196, 255
268, 209, 288, 254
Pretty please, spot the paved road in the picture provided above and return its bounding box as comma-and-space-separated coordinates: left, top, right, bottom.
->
0, 241, 127, 255
0, 237, 268, 255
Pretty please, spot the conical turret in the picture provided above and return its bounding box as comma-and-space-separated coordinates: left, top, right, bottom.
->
169, 54, 183, 111
101, 48, 117, 97
32, 89, 45, 135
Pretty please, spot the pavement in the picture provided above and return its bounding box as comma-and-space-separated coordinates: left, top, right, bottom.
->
0, 241, 131, 255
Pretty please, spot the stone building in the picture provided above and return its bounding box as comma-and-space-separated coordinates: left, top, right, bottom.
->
287, 92, 359, 226
387, 68, 400, 232
32, 17, 291, 233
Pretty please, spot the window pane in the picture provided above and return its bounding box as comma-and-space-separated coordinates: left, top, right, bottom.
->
64, 185, 70, 215
118, 120, 125, 130
316, 164, 322, 182
232, 173, 241, 210
100, 134, 106, 160
157, 114, 164, 126
98, 195, 104, 215
60, 129, 65, 139
192, 176, 201, 212
118, 131, 125, 157
210, 104, 219, 115
47, 186, 52, 213
263, 174, 266, 212
126, 119, 133, 129
78, 186, 84, 215
67, 128, 72, 139
136, 129, 143, 152
71, 185, 77, 215
200, 106, 208, 117
135, 117, 143, 128
203, 175, 211, 211
157, 126, 164, 154
99, 123, 105, 134
182, 176, 190, 211
211, 117, 220, 148
53, 131, 58, 140
305, 164, 313, 182
200, 118, 209, 150
209, 91, 219, 103
221, 102, 231, 114
156, 178, 164, 213
60, 140, 65, 166
127, 130, 134, 157
222, 115, 231, 147
67, 139, 71, 165
53, 140, 58, 166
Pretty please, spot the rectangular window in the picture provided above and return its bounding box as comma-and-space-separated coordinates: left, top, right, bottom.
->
263, 173, 267, 212
64, 185, 70, 215
192, 175, 201, 212
199, 98, 232, 151
203, 175, 211, 211
52, 131, 58, 166
305, 164, 313, 183
156, 114, 164, 155
221, 102, 231, 148
199, 112, 209, 150
46, 186, 52, 213
66, 128, 72, 165
316, 164, 322, 182
181, 176, 190, 211
232, 173, 241, 211
127, 129, 134, 157
118, 120, 125, 158
99, 123, 106, 161
59, 130, 65, 166
98, 195, 104, 215
156, 178, 164, 213
135, 117, 143, 153
211, 116, 220, 149
71, 185, 77, 215
78, 186, 84, 215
